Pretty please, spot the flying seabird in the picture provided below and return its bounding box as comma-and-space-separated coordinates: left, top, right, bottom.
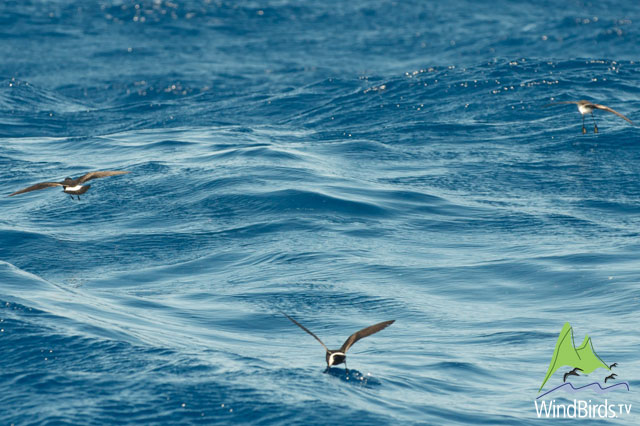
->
604, 373, 617, 383
8, 171, 130, 200
544, 100, 634, 133
563, 367, 582, 382
282, 313, 394, 371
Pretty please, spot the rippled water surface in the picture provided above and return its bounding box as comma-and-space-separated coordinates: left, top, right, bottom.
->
2, 1, 640, 424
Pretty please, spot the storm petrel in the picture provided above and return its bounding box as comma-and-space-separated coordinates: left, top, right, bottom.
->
545, 100, 634, 133
282, 313, 394, 371
8, 171, 130, 200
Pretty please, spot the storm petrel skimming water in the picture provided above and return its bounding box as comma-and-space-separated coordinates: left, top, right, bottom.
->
545, 100, 634, 133
282, 313, 394, 371
9, 171, 130, 200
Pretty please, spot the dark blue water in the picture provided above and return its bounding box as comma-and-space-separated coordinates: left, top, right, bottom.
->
2, 1, 639, 424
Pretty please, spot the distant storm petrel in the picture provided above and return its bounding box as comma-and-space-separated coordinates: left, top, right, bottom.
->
545, 100, 634, 133
282, 313, 394, 371
8, 171, 130, 200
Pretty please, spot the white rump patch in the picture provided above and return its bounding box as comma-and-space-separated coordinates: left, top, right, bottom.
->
328, 352, 346, 366
64, 185, 84, 191
578, 104, 593, 115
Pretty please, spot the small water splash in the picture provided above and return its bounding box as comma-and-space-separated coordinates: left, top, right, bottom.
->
324, 368, 382, 387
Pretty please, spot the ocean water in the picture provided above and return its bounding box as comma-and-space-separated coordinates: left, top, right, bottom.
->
1, 0, 639, 424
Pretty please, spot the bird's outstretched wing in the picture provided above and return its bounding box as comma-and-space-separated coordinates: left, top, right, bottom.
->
9, 182, 63, 197
282, 313, 328, 351
78, 171, 130, 184
340, 320, 395, 353
592, 103, 634, 124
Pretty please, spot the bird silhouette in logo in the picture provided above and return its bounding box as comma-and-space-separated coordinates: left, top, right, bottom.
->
563, 367, 582, 382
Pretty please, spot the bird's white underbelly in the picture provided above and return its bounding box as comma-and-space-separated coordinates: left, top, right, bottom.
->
64, 185, 83, 191
578, 104, 594, 114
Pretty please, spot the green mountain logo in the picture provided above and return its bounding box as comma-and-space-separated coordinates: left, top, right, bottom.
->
539, 322, 615, 392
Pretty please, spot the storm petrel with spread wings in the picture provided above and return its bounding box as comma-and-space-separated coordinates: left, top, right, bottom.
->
9, 171, 130, 200
545, 100, 634, 133
282, 313, 394, 371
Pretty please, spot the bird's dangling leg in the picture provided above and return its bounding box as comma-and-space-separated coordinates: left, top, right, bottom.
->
69, 195, 75, 200
344, 359, 349, 376
591, 113, 598, 133
582, 115, 587, 134
78, 196, 81, 201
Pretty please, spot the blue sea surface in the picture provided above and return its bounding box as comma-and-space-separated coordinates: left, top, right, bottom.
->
1, 0, 639, 424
